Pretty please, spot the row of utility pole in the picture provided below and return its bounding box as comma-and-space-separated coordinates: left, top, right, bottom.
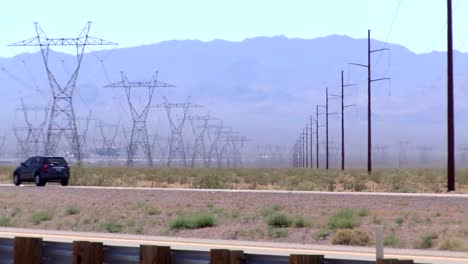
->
292, 70, 357, 171
293, 29, 389, 171
293, 0, 455, 192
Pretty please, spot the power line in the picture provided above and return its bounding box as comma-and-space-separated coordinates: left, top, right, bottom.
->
424, 0, 461, 53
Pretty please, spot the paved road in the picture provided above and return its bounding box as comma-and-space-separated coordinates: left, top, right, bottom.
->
1, 183, 467, 198
0, 228, 467, 263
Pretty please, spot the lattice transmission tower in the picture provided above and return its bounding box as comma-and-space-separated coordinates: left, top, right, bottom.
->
217, 127, 234, 168
96, 121, 120, 161
155, 97, 201, 167
9, 22, 117, 162
187, 114, 219, 168
16, 99, 49, 156
228, 132, 247, 168
105, 71, 175, 167
67, 112, 96, 160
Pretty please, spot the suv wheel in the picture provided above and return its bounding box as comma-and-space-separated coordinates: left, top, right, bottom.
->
34, 173, 46, 187
60, 179, 69, 186
13, 173, 21, 186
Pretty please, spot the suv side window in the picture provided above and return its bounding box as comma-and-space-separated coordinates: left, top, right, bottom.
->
24, 158, 33, 166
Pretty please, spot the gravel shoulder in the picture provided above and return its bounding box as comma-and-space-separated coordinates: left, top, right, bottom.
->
0, 185, 467, 252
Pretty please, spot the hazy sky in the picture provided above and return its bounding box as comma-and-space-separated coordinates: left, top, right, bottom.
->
1, 0, 468, 57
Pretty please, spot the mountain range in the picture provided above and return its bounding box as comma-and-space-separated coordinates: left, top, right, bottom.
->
1, 34, 468, 163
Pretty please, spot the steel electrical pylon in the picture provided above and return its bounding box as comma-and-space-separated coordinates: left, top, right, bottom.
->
14, 126, 31, 159
216, 127, 233, 168
16, 99, 49, 156
9, 22, 117, 162
96, 121, 120, 161
229, 133, 247, 168
204, 122, 223, 167
187, 114, 211, 168
105, 71, 175, 167
156, 97, 201, 167
67, 112, 96, 160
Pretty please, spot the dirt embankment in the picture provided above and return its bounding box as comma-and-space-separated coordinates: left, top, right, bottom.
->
0, 186, 467, 252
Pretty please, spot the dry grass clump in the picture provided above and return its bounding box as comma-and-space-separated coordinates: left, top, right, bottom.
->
169, 212, 217, 230
414, 232, 438, 249
331, 229, 374, 246
327, 208, 360, 229
439, 237, 468, 251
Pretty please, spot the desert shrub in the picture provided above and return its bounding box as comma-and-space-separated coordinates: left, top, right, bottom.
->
327, 208, 360, 229
267, 228, 289, 238
192, 213, 216, 228
384, 234, 402, 247
31, 211, 53, 225
383, 170, 412, 192
439, 237, 467, 251
357, 208, 370, 217
293, 216, 311, 228
170, 216, 192, 230
331, 229, 374, 246
169, 213, 216, 230
414, 232, 438, 249
261, 204, 282, 217
233, 228, 266, 240
230, 210, 240, 219
267, 213, 292, 228
395, 217, 405, 226
11, 207, 21, 217
145, 207, 161, 216
65, 207, 80, 216
0, 217, 13, 227
193, 173, 227, 189
352, 175, 368, 191
103, 221, 124, 233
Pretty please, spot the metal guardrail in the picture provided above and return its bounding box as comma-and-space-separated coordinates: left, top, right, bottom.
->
0, 237, 376, 264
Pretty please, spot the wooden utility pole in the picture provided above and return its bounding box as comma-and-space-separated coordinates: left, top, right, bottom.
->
301, 131, 307, 168
350, 30, 389, 175
447, 0, 455, 191
310, 116, 314, 168
305, 125, 309, 168
341, 71, 345, 171
337, 70, 356, 170
316, 105, 320, 169
326, 88, 329, 170
367, 30, 372, 174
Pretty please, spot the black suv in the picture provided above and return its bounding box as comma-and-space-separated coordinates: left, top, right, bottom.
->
13, 156, 70, 186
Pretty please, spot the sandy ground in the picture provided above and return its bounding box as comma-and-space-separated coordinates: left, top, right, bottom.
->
0, 185, 467, 252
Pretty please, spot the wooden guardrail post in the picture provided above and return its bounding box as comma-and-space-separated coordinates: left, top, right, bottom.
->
229, 250, 245, 264
14, 237, 43, 264
73, 241, 103, 264
290, 254, 324, 264
139, 245, 171, 264
210, 249, 230, 264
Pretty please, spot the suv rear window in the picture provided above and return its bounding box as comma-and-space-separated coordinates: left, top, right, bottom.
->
45, 158, 68, 165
